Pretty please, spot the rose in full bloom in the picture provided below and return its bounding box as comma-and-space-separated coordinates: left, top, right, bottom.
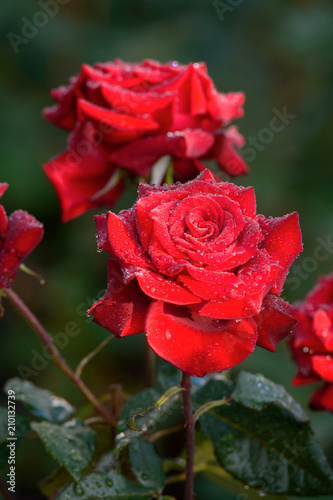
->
43, 59, 248, 221
0, 184, 44, 289
89, 170, 302, 376
289, 273, 333, 412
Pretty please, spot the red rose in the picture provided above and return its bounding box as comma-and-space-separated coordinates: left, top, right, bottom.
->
0, 183, 44, 289
43, 59, 248, 221
289, 273, 333, 412
89, 170, 302, 377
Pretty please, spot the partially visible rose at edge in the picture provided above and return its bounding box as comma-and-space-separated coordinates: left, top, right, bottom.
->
289, 273, 333, 413
43, 59, 248, 222
89, 170, 302, 377
0, 183, 44, 289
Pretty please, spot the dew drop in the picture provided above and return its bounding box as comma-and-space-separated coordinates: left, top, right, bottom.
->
165, 330, 172, 340
73, 484, 84, 497
105, 477, 114, 487
303, 347, 309, 353
141, 473, 149, 481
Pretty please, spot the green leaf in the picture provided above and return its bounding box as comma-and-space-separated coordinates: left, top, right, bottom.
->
31, 419, 96, 481
4, 378, 75, 424
55, 470, 159, 500
193, 372, 333, 495
128, 438, 165, 491
233, 372, 308, 421
115, 387, 181, 455
0, 406, 30, 469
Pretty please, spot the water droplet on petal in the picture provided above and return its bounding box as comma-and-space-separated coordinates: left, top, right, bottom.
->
165, 330, 172, 340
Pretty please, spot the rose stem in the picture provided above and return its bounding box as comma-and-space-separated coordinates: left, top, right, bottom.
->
181, 371, 195, 500
3, 288, 112, 425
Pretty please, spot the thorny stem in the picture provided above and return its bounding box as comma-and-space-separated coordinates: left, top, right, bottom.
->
3, 288, 112, 425
181, 371, 195, 500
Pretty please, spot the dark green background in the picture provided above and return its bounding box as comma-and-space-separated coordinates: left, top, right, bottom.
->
1, 1, 333, 498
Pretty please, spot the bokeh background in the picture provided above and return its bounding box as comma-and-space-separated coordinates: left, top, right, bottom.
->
1, 1, 333, 498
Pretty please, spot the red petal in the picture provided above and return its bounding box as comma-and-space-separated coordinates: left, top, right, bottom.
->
254, 294, 297, 352
43, 147, 123, 222
136, 269, 201, 305
0, 183, 8, 234
259, 212, 303, 295
106, 211, 150, 269
145, 301, 257, 376
312, 355, 333, 383
88, 260, 150, 337
214, 127, 249, 177
101, 84, 175, 113
179, 272, 245, 301
310, 383, 333, 412
313, 309, 333, 351
0, 210, 43, 288
194, 291, 263, 320
78, 98, 159, 131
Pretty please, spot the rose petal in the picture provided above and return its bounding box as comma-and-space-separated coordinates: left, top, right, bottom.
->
88, 260, 150, 337
254, 294, 297, 352
0, 210, 43, 288
145, 301, 257, 376
78, 98, 159, 131
310, 383, 333, 412
136, 269, 201, 305
313, 309, 333, 351
43, 146, 123, 222
312, 355, 333, 383
259, 212, 303, 295
106, 211, 150, 269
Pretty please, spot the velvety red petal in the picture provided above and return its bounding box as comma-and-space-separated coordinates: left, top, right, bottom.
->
88, 260, 150, 337
219, 92, 245, 123
312, 355, 333, 383
194, 291, 264, 320
0, 183, 8, 234
0, 210, 43, 288
101, 84, 175, 113
145, 301, 257, 376
78, 98, 159, 131
43, 147, 124, 222
106, 211, 150, 269
135, 190, 187, 252
292, 371, 321, 386
310, 383, 333, 412
305, 272, 333, 310
254, 294, 297, 352
179, 272, 245, 301
259, 212, 303, 295
136, 269, 201, 305
214, 127, 249, 177
313, 309, 333, 351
